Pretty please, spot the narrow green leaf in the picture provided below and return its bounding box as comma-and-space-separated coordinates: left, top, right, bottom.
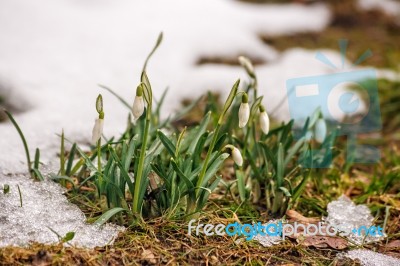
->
34, 148, 40, 170
108, 146, 135, 195
249, 96, 264, 121
62, 232, 75, 242
188, 111, 211, 154
4, 110, 32, 176
213, 133, 227, 152
277, 143, 284, 187
192, 132, 209, 166
219, 79, 240, 124
171, 159, 194, 192
198, 176, 221, 210
17, 185, 22, 207
284, 137, 306, 167
123, 136, 138, 172
75, 146, 98, 172
157, 130, 176, 159
66, 143, 77, 176
142, 32, 163, 72
94, 207, 126, 226
236, 170, 247, 202
60, 130, 65, 176
99, 84, 131, 110
32, 169, 45, 181
202, 153, 229, 187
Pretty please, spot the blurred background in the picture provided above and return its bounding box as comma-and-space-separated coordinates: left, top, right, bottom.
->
0, 0, 399, 172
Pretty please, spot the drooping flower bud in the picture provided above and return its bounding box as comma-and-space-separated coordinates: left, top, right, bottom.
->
314, 118, 327, 143
132, 85, 145, 120
92, 94, 104, 144
238, 56, 255, 78
231, 147, 243, 167
259, 105, 270, 135
238, 93, 250, 128
225, 145, 243, 167
91, 118, 104, 145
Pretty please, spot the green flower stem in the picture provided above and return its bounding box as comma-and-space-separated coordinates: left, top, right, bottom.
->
132, 110, 151, 213
195, 123, 222, 198
195, 80, 240, 200
251, 76, 258, 102
97, 139, 102, 193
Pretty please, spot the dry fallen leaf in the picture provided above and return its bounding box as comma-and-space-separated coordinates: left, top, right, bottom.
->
302, 236, 348, 250
387, 240, 400, 249
286, 210, 320, 224
142, 249, 156, 264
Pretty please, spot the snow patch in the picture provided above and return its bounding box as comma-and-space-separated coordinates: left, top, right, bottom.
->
325, 195, 385, 245
358, 0, 400, 17
339, 249, 400, 266
0, 174, 123, 248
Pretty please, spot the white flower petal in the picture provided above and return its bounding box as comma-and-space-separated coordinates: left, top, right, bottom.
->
232, 147, 243, 167
91, 118, 104, 145
314, 118, 327, 143
132, 95, 145, 119
259, 111, 270, 135
238, 102, 250, 128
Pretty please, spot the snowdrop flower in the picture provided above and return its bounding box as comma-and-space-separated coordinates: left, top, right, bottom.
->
232, 147, 243, 167
314, 118, 327, 143
92, 94, 104, 145
226, 145, 243, 167
238, 93, 250, 128
91, 118, 104, 145
259, 105, 270, 135
132, 85, 145, 120
238, 56, 255, 78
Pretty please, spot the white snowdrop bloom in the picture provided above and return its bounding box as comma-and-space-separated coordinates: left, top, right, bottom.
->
238, 56, 255, 77
238, 94, 250, 128
314, 118, 327, 143
231, 147, 243, 167
132, 85, 145, 120
259, 106, 270, 135
91, 118, 104, 145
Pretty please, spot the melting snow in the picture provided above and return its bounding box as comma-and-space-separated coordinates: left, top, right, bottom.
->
0, 174, 123, 248
253, 219, 283, 247
325, 195, 385, 245
339, 249, 400, 266
358, 0, 400, 17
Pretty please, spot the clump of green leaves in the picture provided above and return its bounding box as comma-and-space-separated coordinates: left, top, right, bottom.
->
7, 34, 333, 224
